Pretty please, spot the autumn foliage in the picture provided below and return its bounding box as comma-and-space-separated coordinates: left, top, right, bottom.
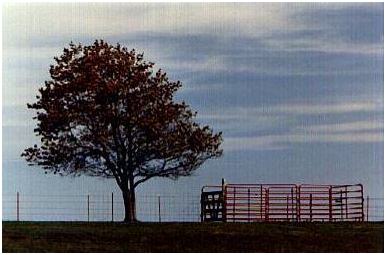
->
22, 40, 222, 222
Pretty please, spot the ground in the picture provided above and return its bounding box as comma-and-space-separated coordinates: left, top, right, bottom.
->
2, 221, 384, 252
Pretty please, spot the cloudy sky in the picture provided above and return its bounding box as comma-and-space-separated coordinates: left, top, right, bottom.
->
2, 3, 383, 220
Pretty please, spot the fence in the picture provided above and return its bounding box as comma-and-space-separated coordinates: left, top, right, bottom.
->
3, 192, 201, 222
226, 184, 364, 222
2, 191, 383, 222
201, 183, 384, 222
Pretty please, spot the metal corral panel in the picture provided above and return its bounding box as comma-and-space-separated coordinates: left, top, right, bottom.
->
201, 183, 364, 222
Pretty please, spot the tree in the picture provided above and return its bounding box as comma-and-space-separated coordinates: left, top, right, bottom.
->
22, 40, 222, 222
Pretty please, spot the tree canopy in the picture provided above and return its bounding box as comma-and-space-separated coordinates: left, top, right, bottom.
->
22, 40, 222, 222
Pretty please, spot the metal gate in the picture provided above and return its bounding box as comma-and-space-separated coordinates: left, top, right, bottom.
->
201, 182, 364, 222
201, 186, 225, 222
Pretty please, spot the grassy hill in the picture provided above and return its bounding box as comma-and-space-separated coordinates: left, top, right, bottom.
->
2, 221, 383, 252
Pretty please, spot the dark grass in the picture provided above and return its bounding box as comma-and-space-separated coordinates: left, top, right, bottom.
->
2, 221, 384, 252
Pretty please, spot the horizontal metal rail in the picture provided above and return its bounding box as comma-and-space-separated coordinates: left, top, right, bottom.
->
202, 183, 364, 222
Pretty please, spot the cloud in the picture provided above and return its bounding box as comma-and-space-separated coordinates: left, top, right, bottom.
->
201, 99, 382, 120
211, 99, 383, 151
3, 3, 383, 107
197, 96, 383, 147
223, 136, 287, 151
268, 3, 384, 55
178, 83, 224, 93
224, 130, 383, 152
4, 3, 382, 57
2, 3, 293, 46
264, 35, 383, 55
296, 120, 383, 134
296, 3, 383, 45
267, 101, 382, 115
3, 3, 383, 151
290, 132, 383, 143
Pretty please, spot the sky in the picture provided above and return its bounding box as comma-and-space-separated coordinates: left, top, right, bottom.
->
2, 3, 384, 221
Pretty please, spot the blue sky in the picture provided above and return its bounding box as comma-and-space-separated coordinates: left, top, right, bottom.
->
2, 3, 384, 220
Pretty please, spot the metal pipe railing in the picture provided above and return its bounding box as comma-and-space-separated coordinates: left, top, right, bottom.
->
209, 183, 364, 222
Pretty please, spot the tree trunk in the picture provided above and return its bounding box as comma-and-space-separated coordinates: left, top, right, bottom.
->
122, 189, 137, 223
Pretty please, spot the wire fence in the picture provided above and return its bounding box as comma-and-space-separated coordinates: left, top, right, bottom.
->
3, 192, 201, 222
2, 192, 384, 222
366, 197, 384, 221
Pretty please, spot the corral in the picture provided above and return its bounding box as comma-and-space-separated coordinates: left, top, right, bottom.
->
201, 181, 364, 222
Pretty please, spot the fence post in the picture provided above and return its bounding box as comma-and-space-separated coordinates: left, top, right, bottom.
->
17, 192, 19, 222
309, 193, 312, 222
296, 186, 301, 222
291, 188, 294, 221
328, 187, 332, 222
87, 194, 90, 222
286, 196, 289, 221
247, 188, 250, 222
340, 190, 343, 221
260, 185, 263, 221
366, 195, 369, 222
222, 184, 227, 222
158, 195, 161, 223
360, 184, 364, 222
345, 186, 348, 219
265, 188, 269, 222
111, 192, 114, 222
200, 187, 206, 222
233, 187, 236, 222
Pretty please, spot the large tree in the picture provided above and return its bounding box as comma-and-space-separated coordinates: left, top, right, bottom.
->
22, 40, 222, 222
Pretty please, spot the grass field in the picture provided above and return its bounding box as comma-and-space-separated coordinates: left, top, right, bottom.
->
2, 221, 384, 252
